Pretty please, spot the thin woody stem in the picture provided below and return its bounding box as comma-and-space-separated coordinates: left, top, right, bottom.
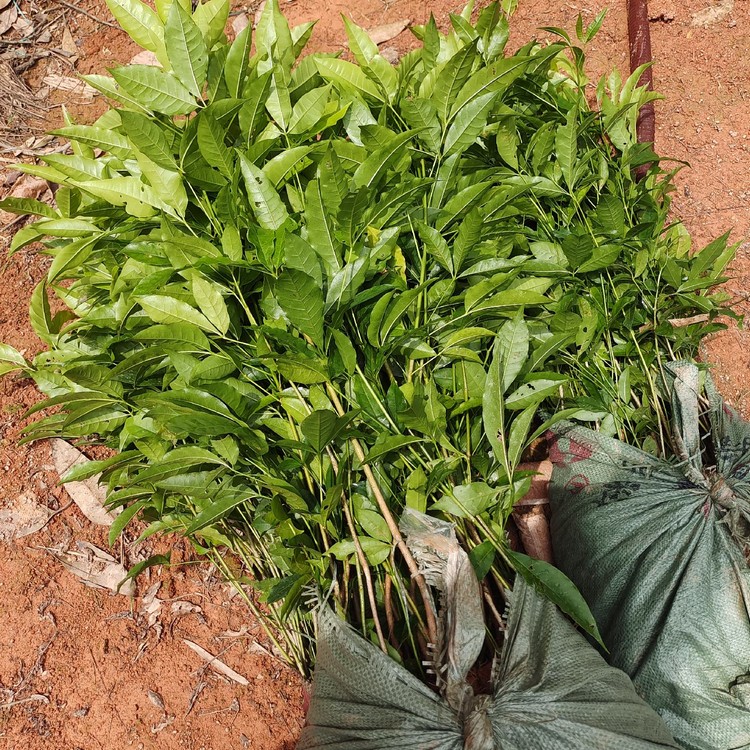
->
326, 446, 388, 653
326, 383, 439, 647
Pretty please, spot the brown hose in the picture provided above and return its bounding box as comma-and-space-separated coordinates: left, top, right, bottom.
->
627, 0, 655, 148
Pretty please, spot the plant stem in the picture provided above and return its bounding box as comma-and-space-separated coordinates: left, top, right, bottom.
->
325, 383, 439, 647
325, 445, 388, 653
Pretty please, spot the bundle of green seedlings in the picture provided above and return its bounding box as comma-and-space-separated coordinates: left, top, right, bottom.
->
0, 0, 736, 674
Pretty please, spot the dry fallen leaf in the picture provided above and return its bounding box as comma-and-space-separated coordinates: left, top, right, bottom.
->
0, 493, 53, 542
130, 49, 160, 66
0, 0, 13, 11
51, 438, 120, 527
12, 14, 31, 33
253, 0, 266, 28
231, 12, 249, 36
141, 581, 163, 629
151, 714, 175, 734
183, 640, 250, 685
692, 0, 733, 27
51, 540, 136, 596
42, 74, 96, 101
379, 46, 400, 64
148, 689, 165, 711
368, 19, 409, 45
61, 25, 78, 58
0, 4, 18, 35
171, 600, 202, 617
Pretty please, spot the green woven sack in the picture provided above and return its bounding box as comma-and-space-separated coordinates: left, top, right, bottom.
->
298, 510, 678, 749
549, 361, 750, 750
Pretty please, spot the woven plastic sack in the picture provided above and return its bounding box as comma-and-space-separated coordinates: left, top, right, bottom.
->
298, 510, 678, 750
549, 361, 750, 750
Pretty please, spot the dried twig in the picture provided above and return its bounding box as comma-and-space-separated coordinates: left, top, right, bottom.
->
326, 444, 388, 654
0, 694, 49, 709
48, 0, 120, 28
182, 640, 250, 685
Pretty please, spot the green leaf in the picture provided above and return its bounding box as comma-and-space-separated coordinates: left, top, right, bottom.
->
356, 508, 391, 543
266, 69, 292, 131
352, 129, 420, 189
118, 553, 171, 592
275, 269, 324, 347
366, 290, 394, 347
265, 573, 305, 604
303, 179, 341, 274
238, 71, 272, 142
315, 57, 383, 102
691, 230, 732, 278
450, 55, 529, 120
48, 237, 98, 282
508, 550, 605, 648
119, 111, 175, 168
108, 499, 147, 546
505, 375, 567, 410
105, 0, 166, 61
495, 315, 530, 393
0, 197, 57, 218
275, 355, 329, 384
185, 493, 249, 534
291, 20, 316, 58
138, 294, 215, 331
325, 255, 368, 311
283, 234, 322, 285
555, 108, 577, 190
238, 152, 289, 230
262, 145, 314, 187
503, 175, 566, 198
433, 481, 499, 518
468, 540, 495, 580
0, 344, 27, 369
29, 281, 54, 343
197, 110, 233, 178
34, 218, 99, 237
81, 73, 151, 112
507, 403, 537, 467
363, 435, 422, 464
328, 537, 391, 566
255, 0, 294, 72
289, 84, 331, 135
51, 125, 131, 159
443, 90, 497, 156
470, 289, 551, 314
402, 98, 441, 154
192, 277, 230, 334
192, 0, 229, 48
111, 65, 195, 115
300, 409, 338, 452
165, 1, 208, 97
417, 222, 452, 274
577, 244, 621, 273
155, 0, 189, 22
332, 330, 357, 374
224, 22, 252, 98
75, 176, 174, 218
432, 40, 479, 122
343, 17, 378, 66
